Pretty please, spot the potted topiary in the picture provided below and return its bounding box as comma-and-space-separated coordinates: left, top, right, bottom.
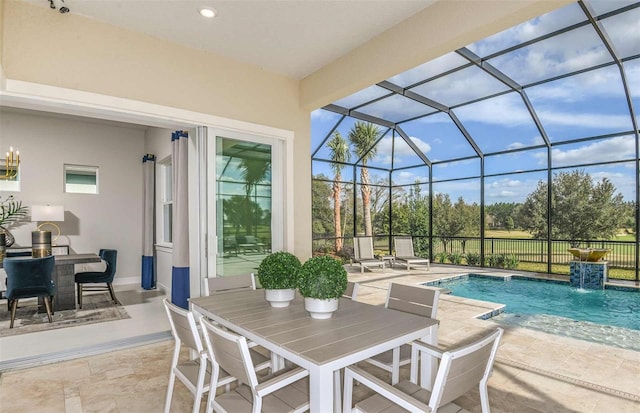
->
257, 251, 302, 307
298, 255, 348, 319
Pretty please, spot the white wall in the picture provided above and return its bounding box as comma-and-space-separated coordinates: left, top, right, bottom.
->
0, 109, 145, 282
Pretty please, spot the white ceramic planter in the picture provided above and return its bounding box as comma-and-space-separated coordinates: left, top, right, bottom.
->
264, 288, 296, 308
304, 297, 339, 319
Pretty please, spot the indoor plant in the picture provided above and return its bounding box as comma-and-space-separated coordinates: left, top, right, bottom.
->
257, 251, 302, 307
0, 195, 28, 247
298, 255, 348, 319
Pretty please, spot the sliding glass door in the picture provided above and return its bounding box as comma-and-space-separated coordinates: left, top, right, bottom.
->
208, 130, 283, 277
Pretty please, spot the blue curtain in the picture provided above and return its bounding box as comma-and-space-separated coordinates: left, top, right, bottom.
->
171, 131, 190, 308
141, 154, 156, 290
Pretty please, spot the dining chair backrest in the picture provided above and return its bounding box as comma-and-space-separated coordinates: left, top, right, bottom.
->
353, 236, 375, 260
4, 256, 56, 299
343, 281, 359, 301
393, 236, 415, 257
429, 328, 503, 408
385, 283, 440, 319
98, 249, 118, 281
203, 273, 256, 296
200, 316, 257, 388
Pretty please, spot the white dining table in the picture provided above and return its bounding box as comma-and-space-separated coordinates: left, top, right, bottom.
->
190, 289, 439, 413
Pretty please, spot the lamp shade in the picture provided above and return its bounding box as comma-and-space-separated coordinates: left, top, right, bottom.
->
31, 205, 65, 222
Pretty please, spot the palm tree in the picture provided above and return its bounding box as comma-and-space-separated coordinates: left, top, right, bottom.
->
348, 121, 380, 237
240, 156, 271, 235
327, 131, 351, 252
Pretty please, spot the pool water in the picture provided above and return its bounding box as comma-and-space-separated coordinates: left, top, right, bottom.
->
431, 275, 640, 351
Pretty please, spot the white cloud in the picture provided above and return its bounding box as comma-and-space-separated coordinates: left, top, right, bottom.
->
373, 135, 431, 165
490, 25, 612, 85
454, 92, 535, 126
551, 136, 635, 167
393, 170, 428, 185
488, 179, 522, 189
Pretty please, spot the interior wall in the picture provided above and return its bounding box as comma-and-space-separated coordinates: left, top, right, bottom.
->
1, 0, 312, 260
0, 109, 145, 282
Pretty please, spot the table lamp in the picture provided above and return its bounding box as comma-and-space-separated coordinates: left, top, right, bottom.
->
31, 204, 65, 245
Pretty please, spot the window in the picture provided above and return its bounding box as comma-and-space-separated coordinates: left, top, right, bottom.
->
64, 164, 98, 194
158, 156, 172, 244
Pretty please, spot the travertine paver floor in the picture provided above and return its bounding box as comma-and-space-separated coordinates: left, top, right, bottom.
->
0, 264, 638, 412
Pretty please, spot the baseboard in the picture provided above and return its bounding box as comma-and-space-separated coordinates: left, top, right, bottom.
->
113, 276, 139, 286
0, 331, 172, 372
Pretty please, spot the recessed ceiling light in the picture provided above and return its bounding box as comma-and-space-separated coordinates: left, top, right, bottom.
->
199, 7, 216, 18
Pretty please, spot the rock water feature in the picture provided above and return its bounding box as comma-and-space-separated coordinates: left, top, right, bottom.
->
567, 248, 610, 290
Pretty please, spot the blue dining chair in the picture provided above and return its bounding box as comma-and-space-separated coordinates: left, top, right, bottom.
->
74, 249, 118, 309
4, 255, 56, 328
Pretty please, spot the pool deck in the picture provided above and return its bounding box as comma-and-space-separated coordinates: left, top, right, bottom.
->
0, 264, 637, 412
348, 264, 640, 413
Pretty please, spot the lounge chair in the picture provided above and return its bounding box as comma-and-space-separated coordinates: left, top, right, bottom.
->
343, 328, 504, 413
394, 236, 430, 270
353, 236, 385, 273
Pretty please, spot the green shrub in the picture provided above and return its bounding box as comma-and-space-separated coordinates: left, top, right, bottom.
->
436, 252, 448, 263
449, 252, 463, 265
257, 251, 302, 289
298, 256, 347, 300
465, 252, 481, 266
504, 253, 519, 269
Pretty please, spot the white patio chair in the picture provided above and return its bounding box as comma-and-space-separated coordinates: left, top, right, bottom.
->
197, 273, 275, 372
353, 236, 385, 273
203, 273, 256, 296
163, 299, 236, 413
333, 281, 361, 410
343, 328, 504, 413
343, 281, 359, 300
199, 317, 310, 413
394, 236, 430, 270
362, 283, 440, 385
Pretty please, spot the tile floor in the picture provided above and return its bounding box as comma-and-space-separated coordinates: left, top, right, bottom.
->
0, 265, 639, 412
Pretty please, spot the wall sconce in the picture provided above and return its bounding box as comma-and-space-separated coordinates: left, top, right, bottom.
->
1, 146, 20, 180
31, 205, 65, 244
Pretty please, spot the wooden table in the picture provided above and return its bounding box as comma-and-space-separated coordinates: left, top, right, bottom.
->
190, 290, 438, 413
52, 254, 102, 311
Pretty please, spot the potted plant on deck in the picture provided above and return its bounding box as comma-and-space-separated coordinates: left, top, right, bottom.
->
257, 251, 302, 307
298, 255, 348, 319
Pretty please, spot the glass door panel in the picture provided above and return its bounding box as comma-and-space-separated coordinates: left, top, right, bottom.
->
214, 136, 273, 276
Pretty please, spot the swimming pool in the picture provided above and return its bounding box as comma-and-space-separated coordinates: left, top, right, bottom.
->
427, 275, 640, 351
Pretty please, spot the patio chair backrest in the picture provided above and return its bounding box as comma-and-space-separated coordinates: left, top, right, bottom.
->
203, 273, 256, 296
354, 236, 375, 260
394, 236, 415, 257
163, 298, 204, 353
200, 317, 257, 388
343, 281, 359, 300
385, 283, 440, 319
429, 328, 503, 408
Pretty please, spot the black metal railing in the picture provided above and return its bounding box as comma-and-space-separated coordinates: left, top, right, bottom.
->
312, 234, 638, 280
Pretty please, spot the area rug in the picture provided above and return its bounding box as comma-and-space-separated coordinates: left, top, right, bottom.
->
0, 293, 130, 337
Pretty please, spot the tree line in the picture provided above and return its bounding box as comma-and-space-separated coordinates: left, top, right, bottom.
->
314, 121, 634, 253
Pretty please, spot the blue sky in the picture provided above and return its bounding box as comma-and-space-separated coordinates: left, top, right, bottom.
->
311, 0, 639, 204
